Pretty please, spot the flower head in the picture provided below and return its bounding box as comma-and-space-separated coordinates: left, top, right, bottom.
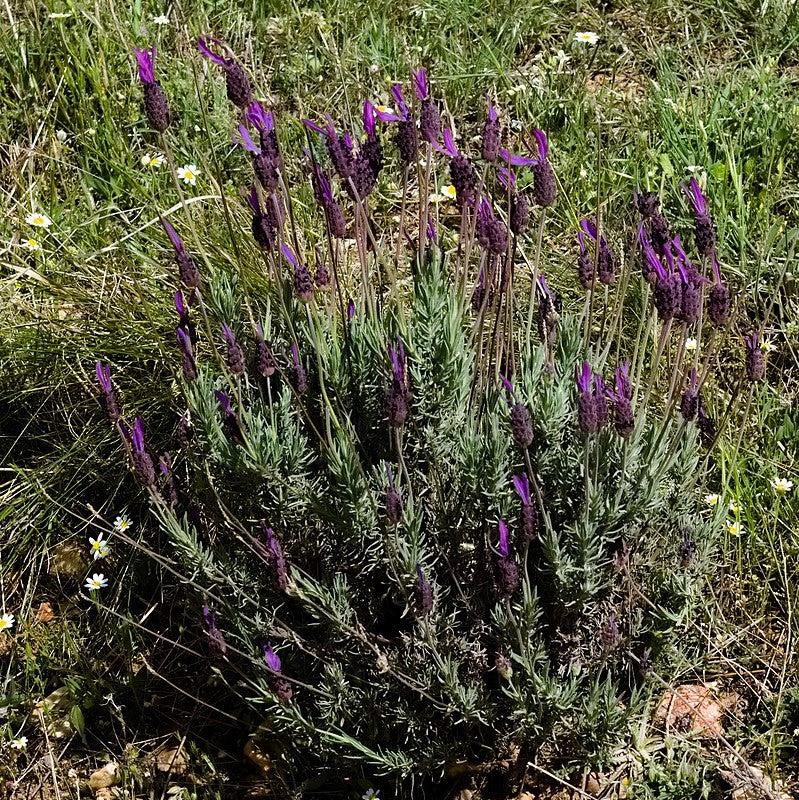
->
0, 613, 15, 632
704, 493, 721, 507
26, 212, 52, 228
85, 573, 108, 591
177, 164, 199, 186
89, 534, 110, 560
726, 521, 743, 537
263, 644, 282, 673
10, 737, 27, 750
133, 47, 156, 84
22, 238, 41, 251
114, 514, 133, 533
574, 31, 599, 45
140, 152, 164, 168
152, 13, 170, 25
772, 477, 794, 495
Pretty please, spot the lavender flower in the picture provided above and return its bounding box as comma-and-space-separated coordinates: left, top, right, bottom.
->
376, 84, 418, 165
498, 168, 529, 235
262, 524, 289, 590
130, 416, 156, 487
600, 614, 621, 650
202, 606, 228, 659
415, 68, 441, 144
608, 361, 634, 437
385, 465, 402, 525
512, 474, 538, 543
197, 37, 252, 108
744, 331, 765, 382
176, 327, 197, 381
95, 362, 120, 422
414, 566, 434, 616
495, 520, 519, 597
680, 368, 699, 421
160, 217, 199, 288
304, 115, 355, 180
576, 362, 598, 435
593, 374, 609, 429
245, 187, 276, 251
708, 253, 731, 328
697, 396, 716, 448
159, 452, 178, 507
134, 47, 171, 132
347, 299, 356, 320
215, 390, 245, 445
637, 226, 661, 285
387, 338, 410, 427
246, 100, 282, 189
255, 324, 277, 378
222, 324, 246, 375
635, 190, 670, 256
436, 129, 477, 208
580, 219, 616, 285
281, 243, 313, 303
314, 246, 331, 289
650, 243, 679, 322
531, 129, 556, 207
308, 155, 347, 238
475, 197, 508, 255
536, 275, 560, 346
481, 96, 500, 162
262, 644, 293, 703
672, 236, 704, 324
500, 375, 534, 449
576, 227, 595, 289
684, 178, 716, 258
289, 342, 308, 395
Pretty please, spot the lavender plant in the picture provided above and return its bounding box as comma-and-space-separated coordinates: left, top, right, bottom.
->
86, 43, 765, 791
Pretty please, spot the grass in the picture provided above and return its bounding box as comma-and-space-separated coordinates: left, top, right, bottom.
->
1, 0, 798, 796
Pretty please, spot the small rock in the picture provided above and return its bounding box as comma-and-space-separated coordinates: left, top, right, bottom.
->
155, 744, 187, 774
88, 762, 118, 790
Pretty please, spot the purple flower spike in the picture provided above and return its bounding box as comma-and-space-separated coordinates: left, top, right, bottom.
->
708, 253, 731, 327
202, 606, 227, 659
684, 177, 708, 216
498, 147, 537, 167
413, 67, 429, 100
247, 100, 274, 134
576, 361, 592, 394
426, 215, 437, 243
501, 374, 534, 449
197, 37, 251, 108
531, 129, 556, 207
176, 328, 197, 381
263, 525, 289, 590
282, 244, 313, 302
263, 644, 282, 673
387, 337, 410, 427
222, 324, 245, 375
363, 100, 378, 138
576, 362, 599, 435
95, 362, 120, 422
532, 129, 549, 161
414, 566, 433, 616
134, 47, 170, 131
130, 416, 156, 487
280, 243, 298, 267
289, 342, 308, 395
482, 96, 501, 162
680, 368, 700, 421
512, 474, 531, 506
497, 519, 510, 558
608, 360, 634, 437
134, 47, 156, 84
237, 124, 260, 153
744, 331, 765, 382
160, 217, 199, 288
347, 299, 356, 320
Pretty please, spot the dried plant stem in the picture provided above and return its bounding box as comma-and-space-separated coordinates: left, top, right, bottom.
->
641, 318, 672, 410
524, 210, 546, 355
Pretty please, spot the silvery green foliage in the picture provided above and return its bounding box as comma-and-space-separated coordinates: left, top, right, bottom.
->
135, 250, 718, 780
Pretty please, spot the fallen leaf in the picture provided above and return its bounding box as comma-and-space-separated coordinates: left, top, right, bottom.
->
654, 684, 736, 738
155, 744, 188, 774
35, 602, 55, 624
88, 762, 118, 791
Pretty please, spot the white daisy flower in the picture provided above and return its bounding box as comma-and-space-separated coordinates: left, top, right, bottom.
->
177, 164, 199, 186
84, 573, 108, 591
728, 501, 741, 515
761, 339, 777, 353
685, 337, 698, 352
140, 152, 165, 168
10, 736, 27, 750
438, 184, 457, 200
362, 790, 379, 800
114, 514, 133, 533
152, 13, 170, 25
704, 493, 721, 507
574, 31, 599, 45
772, 477, 794, 495
0, 613, 15, 632
726, 521, 743, 537
56, 129, 67, 142
22, 238, 41, 251
89, 535, 110, 560
25, 212, 52, 228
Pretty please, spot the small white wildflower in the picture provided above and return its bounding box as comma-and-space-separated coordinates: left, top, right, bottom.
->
56, 129, 67, 142
89, 535, 110, 560
84, 573, 108, 591
375, 104, 394, 115
363, 790, 379, 800
704, 493, 721, 507
726, 521, 743, 537
728, 501, 741, 515
0, 613, 15, 632
152, 13, 170, 25
177, 164, 199, 186
114, 514, 133, 533
772, 477, 794, 495
574, 31, 599, 45
685, 337, 698, 352
439, 184, 457, 200
140, 152, 165, 168
25, 212, 52, 228
761, 339, 777, 353
86, 127, 96, 135
22, 237, 41, 251
10, 736, 28, 750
